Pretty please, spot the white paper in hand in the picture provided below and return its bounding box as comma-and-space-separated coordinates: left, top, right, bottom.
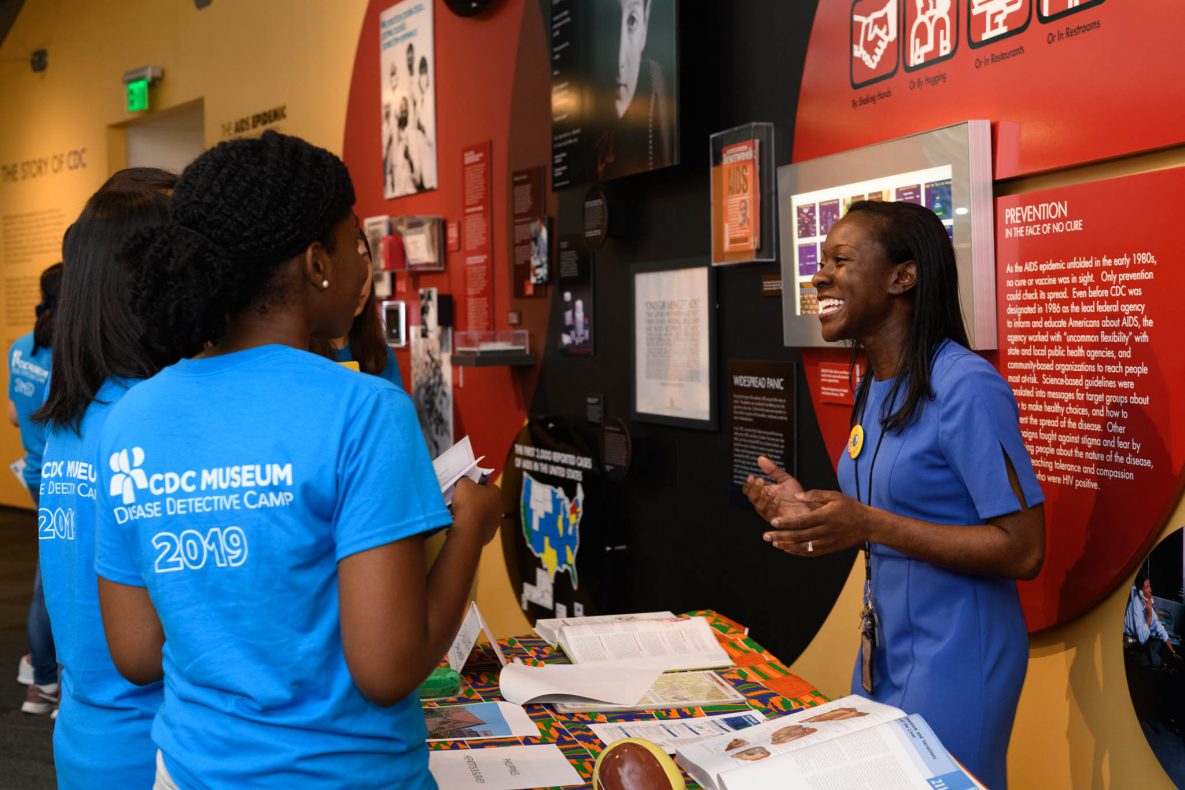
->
433, 436, 494, 505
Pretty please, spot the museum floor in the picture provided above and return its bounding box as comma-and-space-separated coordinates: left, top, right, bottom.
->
0, 505, 56, 786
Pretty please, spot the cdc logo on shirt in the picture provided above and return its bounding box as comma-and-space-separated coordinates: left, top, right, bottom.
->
109, 447, 149, 504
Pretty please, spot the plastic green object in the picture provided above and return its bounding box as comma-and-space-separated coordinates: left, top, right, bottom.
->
417, 667, 462, 699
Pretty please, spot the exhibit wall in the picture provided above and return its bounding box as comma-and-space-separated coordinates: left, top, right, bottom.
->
790, 2, 1185, 787
0, 1, 1180, 785
0, 0, 369, 507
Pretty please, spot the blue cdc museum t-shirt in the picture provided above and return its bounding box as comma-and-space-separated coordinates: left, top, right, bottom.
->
40, 377, 163, 788
9, 332, 52, 492
95, 345, 451, 789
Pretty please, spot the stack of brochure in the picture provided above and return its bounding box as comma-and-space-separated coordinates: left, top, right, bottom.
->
551, 615, 732, 672
674, 695, 986, 790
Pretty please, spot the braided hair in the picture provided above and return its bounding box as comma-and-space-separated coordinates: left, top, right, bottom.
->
125, 131, 356, 357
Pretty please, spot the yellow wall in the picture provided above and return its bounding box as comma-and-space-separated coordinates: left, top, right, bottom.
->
0, 0, 367, 508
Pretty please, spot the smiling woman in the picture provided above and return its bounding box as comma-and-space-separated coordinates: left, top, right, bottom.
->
743, 200, 1045, 790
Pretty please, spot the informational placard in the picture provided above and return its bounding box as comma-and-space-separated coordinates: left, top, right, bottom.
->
462, 141, 493, 330
550, 0, 679, 188
998, 167, 1185, 630
379, 0, 437, 197
815, 360, 862, 407
728, 360, 796, 496
558, 236, 593, 356
502, 420, 604, 624
632, 261, 716, 429
511, 166, 548, 298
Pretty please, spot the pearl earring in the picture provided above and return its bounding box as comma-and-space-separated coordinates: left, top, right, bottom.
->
321, 279, 330, 289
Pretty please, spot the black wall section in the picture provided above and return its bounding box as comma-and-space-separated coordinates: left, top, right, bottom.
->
507, 0, 855, 667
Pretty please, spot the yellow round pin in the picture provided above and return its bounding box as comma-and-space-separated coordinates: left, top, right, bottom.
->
848, 424, 865, 459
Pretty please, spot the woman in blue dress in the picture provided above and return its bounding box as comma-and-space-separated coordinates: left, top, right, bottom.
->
745, 200, 1044, 789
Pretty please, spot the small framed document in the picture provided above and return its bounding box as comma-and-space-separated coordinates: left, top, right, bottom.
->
631, 259, 716, 430
381, 300, 407, 347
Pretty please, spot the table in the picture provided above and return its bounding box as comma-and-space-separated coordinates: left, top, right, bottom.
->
423, 610, 830, 789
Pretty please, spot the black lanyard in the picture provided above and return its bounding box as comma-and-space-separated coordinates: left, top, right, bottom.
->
853, 387, 892, 609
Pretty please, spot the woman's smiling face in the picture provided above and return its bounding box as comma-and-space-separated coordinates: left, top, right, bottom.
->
812, 212, 907, 344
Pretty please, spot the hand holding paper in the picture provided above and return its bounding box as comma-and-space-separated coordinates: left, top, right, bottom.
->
434, 435, 494, 505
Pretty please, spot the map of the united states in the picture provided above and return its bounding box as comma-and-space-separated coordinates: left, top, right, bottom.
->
520, 472, 583, 587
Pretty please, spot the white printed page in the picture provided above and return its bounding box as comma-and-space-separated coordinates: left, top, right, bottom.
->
428, 744, 583, 789
719, 714, 984, 790
588, 711, 766, 753
675, 695, 905, 790
559, 616, 731, 671
433, 435, 492, 504
446, 602, 484, 672
534, 611, 676, 646
498, 661, 661, 707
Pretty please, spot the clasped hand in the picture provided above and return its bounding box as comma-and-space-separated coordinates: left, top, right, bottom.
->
742, 456, 872, 556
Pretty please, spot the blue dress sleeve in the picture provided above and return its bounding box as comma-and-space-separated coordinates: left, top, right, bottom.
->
333, 387, 449, 561
936, 355, 1045, 520
378, 346, 403, 390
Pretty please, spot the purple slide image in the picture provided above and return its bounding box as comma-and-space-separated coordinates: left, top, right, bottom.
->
895, 184, 922, 205
796, 204, 818, 238
818, 200, 841, 235
798, 243, 819, 276
925, 179, 952, 219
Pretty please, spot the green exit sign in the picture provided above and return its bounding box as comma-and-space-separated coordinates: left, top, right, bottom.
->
126, 78, 149, 112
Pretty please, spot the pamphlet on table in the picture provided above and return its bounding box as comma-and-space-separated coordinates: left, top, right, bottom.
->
428, 744, 583, 789
587, 710, 767, 753
446, 601, 507, 673
424, 701, 539, 742
533, 611, 676, 647
552, 669, 744, 714
675, 695, 986, 790
556, 615, 732, 671
498, 661, 661, 708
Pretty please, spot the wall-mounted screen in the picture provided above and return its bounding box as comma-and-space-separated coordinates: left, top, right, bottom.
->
778, 121, 994, 348
550, 0, 679, 189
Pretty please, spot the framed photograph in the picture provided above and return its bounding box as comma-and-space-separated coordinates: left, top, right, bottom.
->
631, 259, 716, 430
549, 0, 679, 188
381, 299, 407, 347
362, 215, 390, 272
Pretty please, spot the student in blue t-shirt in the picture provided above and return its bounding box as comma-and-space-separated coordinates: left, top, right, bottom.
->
35, 176, 177, 787
96, 131, 501, 789
312, 229, 403, 387
8, 261, 61, 713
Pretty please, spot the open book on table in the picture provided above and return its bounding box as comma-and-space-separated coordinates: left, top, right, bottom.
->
675, 695, 986, 790
534, 611, 676, 647
555, 615, 732, 672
